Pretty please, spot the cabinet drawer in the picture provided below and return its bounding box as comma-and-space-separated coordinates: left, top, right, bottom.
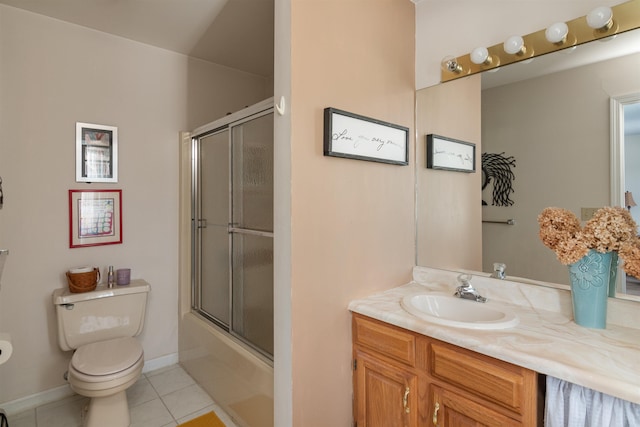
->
430, 384, 521, 427
429, 341, 535, 415
353, 315, 416, 366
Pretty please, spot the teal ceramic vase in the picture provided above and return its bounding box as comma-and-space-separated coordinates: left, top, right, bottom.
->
608, 251, 619, 297
568, 249, 612, 329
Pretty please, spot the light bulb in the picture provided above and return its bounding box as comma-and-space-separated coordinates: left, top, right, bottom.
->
587, 6, 613, 30
545, 22, 569, 44
441, 56, 462, 74
470, 47, 492, 65
504, 35, 526, 55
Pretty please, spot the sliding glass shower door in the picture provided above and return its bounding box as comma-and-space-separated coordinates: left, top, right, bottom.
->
192, 109, 273, 359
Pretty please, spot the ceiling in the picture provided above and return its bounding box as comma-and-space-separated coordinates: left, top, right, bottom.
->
0, 0, 274, 77
3, 1, 636, 132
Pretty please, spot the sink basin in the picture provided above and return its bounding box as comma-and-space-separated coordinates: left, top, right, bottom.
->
400, 293, 519, 330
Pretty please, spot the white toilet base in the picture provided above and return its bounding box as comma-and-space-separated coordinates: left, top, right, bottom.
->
85, 391, 129, 427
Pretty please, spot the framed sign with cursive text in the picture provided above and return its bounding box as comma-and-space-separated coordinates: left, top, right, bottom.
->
323, 108, 409, 165
426, 134, 476, 173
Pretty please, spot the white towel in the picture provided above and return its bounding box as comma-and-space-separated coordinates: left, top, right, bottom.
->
545, 376, 640, 427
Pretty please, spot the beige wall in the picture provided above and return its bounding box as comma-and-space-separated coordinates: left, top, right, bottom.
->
416, 75, 482, 271
288, 0, 415, 425
482, 52, 640, 284
0, 5, 268, 404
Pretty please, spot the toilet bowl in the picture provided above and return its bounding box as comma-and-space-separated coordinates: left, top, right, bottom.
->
68, 337, 144, 427
52, 280, 151, 427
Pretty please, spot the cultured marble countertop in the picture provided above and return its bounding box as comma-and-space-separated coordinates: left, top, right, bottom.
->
348, 267, 640, 405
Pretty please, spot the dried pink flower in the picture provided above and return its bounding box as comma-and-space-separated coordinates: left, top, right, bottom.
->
554, 236, 590, 265
537, 207, 581, 251
619, 239, 640, 280
538, 207, 640, 273
583, 207, 637, 252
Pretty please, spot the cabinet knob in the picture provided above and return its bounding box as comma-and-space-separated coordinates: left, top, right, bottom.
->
432, 401, 440, 425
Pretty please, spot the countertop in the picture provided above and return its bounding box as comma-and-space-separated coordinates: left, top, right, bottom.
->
348, 267, 640, 405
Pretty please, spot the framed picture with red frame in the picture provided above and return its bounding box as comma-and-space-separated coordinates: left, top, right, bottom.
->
69, 189, 122, 248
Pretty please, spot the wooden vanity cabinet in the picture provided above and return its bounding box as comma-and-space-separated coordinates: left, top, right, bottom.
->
352, 314, 422, 427
354, 350, 419, 427
352, 314, 539, 427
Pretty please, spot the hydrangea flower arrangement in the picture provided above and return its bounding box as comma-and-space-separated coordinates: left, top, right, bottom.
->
537, 206, 640, 278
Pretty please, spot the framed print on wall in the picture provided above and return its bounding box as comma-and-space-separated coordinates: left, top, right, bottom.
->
76, 122, 118, 182
323, 107, 409, 166
426, 134, 476, 173
69, 189, 122, 248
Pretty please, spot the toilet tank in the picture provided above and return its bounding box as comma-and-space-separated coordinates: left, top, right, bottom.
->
53, 280, 150, 351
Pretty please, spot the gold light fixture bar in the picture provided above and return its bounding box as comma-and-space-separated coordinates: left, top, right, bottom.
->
441, 0, 640, 82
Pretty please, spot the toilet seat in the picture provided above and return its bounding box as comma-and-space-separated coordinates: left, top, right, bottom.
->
70, 337, 143, 383
68, 337, 144, 399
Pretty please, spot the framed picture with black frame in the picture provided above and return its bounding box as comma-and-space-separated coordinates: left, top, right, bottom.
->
426, 134, 476, 173
323, 108, 409, 166
76, 122, 118, 182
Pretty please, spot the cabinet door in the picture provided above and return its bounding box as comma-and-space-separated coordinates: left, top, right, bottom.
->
430, 385, 521, 427
354, 350, 418, 427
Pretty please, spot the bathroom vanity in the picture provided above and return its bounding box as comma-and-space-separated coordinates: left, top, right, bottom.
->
353, 314, 539, 426
349, 267, 640, 426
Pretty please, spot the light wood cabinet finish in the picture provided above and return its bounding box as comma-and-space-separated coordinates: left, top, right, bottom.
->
354, 350, 419, 427
353, 314, 416, 366
430, 385, 520, 427
353, 314, 539, 427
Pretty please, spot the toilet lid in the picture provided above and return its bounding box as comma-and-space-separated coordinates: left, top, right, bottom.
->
71, 337, 143, 376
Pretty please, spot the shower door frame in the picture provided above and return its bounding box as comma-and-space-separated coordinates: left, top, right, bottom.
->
190, 99, 274, 361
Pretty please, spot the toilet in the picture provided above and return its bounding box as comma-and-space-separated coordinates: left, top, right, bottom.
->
52, 280, 150, 427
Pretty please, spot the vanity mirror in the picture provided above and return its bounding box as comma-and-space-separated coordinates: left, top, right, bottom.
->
416, 1, 640, 300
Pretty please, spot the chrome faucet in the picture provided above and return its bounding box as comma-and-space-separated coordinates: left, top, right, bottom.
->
491, 262, 506, 280
454, 274, 487, 303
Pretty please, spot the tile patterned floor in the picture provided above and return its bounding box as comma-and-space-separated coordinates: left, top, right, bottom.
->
5, 365, 239, 427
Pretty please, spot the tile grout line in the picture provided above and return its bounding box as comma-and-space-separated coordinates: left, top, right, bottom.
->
143, 367, 210, 425
140, 371, 182, 424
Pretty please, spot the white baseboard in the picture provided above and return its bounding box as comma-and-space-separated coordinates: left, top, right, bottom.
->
142, 352, 179, 374
0, 352, 179, 416
0, 384, 74, 416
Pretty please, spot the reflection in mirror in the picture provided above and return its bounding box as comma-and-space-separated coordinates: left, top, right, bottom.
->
480, 29, 640, 298
417, 27, 640, 300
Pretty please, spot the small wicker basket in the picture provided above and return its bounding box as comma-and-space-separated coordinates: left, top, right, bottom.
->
66, 268, 100, 293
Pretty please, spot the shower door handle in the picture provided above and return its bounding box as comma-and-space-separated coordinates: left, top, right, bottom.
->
228, 227, 274, 238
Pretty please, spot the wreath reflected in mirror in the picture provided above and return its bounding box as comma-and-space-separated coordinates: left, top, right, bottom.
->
481, 152, 516, 206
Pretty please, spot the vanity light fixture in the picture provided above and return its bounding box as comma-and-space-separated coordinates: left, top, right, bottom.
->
503, 35, 526, 55
470, 47, 493, 66
440, 0, 636, 83
587, 6, 614, 31
545, 22, 569, 44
